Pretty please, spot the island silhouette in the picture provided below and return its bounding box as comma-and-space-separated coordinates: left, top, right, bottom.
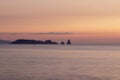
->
60, 41, 65, 45
66, 39, 72, 45
11, 39, 72, 45
11, 39, 58, 45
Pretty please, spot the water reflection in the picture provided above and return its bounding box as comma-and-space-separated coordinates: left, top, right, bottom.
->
0, 45, 120, 80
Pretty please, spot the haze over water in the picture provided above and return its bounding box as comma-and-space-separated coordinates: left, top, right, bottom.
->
1, 0, 120, 80
0, 45, 120, 80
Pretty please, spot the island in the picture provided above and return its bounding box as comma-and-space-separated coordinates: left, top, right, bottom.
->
60, 41, 65, 45
66, 40, 72, 45
11, 39, 58, 45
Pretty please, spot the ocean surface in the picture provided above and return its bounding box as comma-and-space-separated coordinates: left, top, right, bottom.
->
0, 45, 120, 80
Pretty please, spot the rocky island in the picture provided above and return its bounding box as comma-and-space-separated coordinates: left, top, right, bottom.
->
11, 39, 58, 45
66, 40, 72, 45
11, 39, 72, 45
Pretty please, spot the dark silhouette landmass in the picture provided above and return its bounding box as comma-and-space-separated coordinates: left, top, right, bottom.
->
66, 39, 72, 45
61, 41, 65, 45
11, 39, 58, 45
0, 39, 11, 44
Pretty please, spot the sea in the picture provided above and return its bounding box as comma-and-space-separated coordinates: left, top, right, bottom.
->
0, 45, 120, 80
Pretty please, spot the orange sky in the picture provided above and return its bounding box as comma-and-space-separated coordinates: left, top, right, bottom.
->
0, 0, 120, 44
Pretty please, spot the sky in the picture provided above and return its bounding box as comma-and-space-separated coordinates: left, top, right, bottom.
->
0, 0, 120, 44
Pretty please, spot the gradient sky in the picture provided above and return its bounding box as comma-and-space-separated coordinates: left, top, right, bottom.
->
0, 0, 120, 44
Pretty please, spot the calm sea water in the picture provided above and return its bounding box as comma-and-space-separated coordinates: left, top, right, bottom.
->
0, 45, 120, 80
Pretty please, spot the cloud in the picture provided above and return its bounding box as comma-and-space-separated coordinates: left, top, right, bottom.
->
0, 32, 75, 35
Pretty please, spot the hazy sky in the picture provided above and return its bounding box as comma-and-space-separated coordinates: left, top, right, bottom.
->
0, 0, 120, 44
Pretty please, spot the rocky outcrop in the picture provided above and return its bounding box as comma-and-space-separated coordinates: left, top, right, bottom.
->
11, 39, 58, 45
61, 41, 65, 45
66, 40, 72, 45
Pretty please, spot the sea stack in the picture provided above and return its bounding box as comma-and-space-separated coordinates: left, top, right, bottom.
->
61, 41, 65, 45
66, 40, 72, 45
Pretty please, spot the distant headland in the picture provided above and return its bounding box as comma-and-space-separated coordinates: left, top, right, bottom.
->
11, 39, 72, 45
11, 39, 58, 45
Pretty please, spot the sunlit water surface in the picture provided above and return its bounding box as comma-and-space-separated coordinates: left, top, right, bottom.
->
0, 45, 120, 80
